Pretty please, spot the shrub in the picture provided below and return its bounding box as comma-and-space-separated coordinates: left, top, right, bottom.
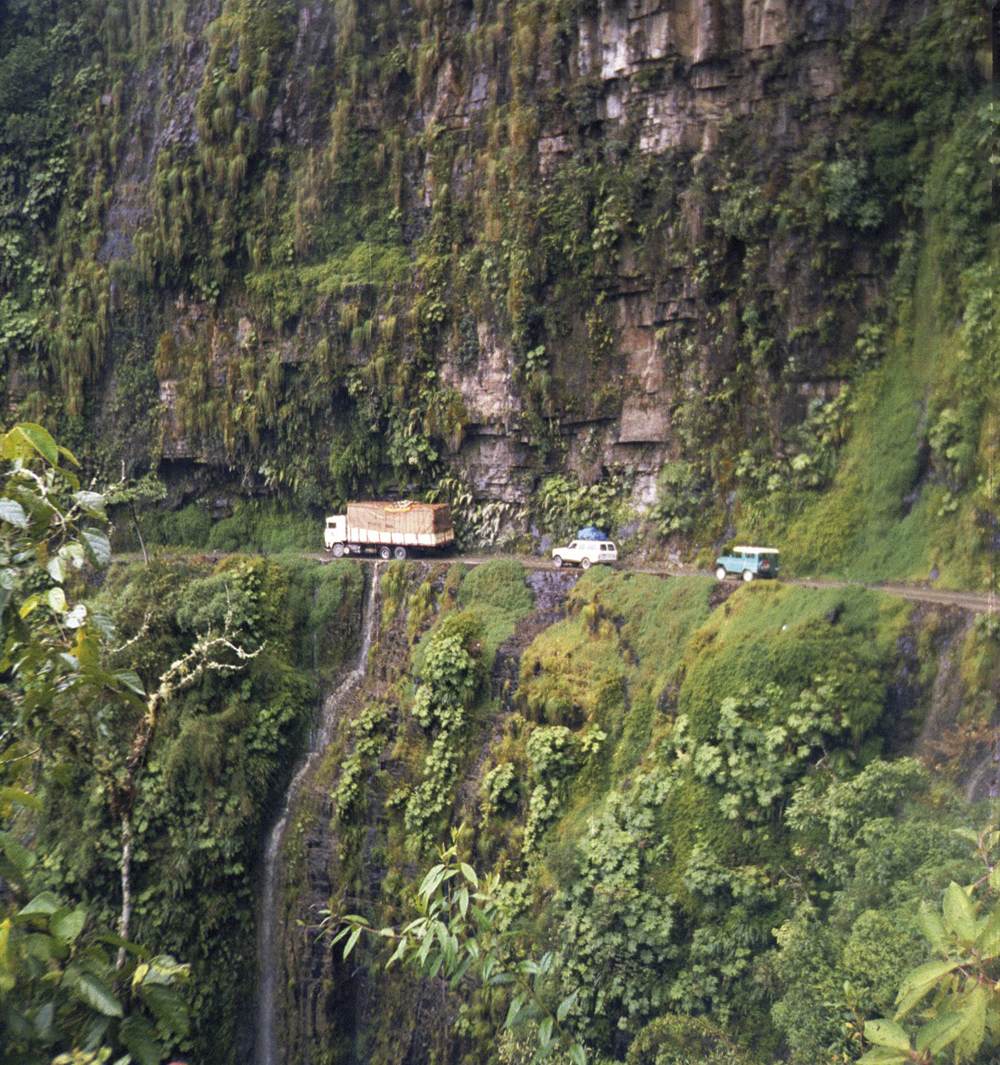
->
154, 504, 212, 548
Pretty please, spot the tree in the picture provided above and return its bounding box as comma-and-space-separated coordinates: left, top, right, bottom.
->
1, 423, 190, 1063
105, 471, 167, 565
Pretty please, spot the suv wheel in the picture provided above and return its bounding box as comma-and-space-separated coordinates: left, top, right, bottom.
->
715, 566, 727, 580
553, 555, 563, 569
581, 557, 592, 570
742, 569, 754, 582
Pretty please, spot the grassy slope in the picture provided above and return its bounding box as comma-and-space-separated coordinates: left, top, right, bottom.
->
773, 230, 995, 588
288, 556, 1000, 1063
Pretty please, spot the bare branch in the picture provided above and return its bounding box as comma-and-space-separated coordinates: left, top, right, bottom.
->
108, 614, 152, 659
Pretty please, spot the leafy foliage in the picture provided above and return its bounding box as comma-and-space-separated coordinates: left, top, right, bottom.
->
1, 422, 191, 1063
404, 623, 483, 852
1, 424, 362, 1063
535, 472, 635, 542
860, 828, 1000, 1065
330, 830, 590, 1065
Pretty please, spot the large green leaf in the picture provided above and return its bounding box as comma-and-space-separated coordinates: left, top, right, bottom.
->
979, 905, 1000, 957
557, 989, 578, 1023
32, 1000, 56, 1042
73, 490, 107, 517
863, 1018, 913, 1051
895, 958, 961, 1016
858, 1048, 914, 1064
73, 970, 124, 1018
9, 424, 59, 465
0, 787, 43, 812
120, 1013, 162, 1065
954, 986, 987, 1063
918, 906, 948, 953
0, 830, 37, 882
568, 1043, 588, 1065
81, 528, 111, 566
914, 1010, 965, 1058
0, 498, 29, 528
19, 891, 61, 917
113, 669, 147, 697
943, 881, 977, 943
50, 905, 87, 946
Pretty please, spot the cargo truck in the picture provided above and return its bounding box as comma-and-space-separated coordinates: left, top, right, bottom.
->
324, 501, 455, 559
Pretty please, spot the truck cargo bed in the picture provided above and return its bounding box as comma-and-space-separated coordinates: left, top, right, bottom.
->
344, 501, 454, 547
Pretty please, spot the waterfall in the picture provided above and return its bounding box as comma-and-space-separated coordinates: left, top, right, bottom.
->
255, 564, 380, 1065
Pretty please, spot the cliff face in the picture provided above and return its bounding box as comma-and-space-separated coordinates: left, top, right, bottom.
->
0, 0, 990, 561
116, 0, 890, 501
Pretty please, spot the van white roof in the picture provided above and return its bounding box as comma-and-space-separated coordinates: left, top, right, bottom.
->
732, 545, 779, 553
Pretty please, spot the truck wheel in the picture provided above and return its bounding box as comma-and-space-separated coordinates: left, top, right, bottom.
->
715, 566, 727, 580
553, 555, 563, 569
581, 557, 592, 570
332, 543, 345, 558
379, 546, 391, 560
742, 569, 754, 582
393, 546, 407, 560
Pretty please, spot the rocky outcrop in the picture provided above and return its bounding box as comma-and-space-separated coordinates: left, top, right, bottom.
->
70, 0, 955, 507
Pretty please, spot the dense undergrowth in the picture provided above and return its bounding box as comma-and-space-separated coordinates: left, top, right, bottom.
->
743, 111, 998, 588
1, 0, 997, 1058
294, 559, 998, 1065
3, 428, 997, 1064
30, 553, 364, 1062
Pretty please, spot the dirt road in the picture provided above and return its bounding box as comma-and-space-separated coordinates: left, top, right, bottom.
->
387, 553, 998, 616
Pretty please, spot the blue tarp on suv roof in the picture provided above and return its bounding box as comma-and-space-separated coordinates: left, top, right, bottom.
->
577, 526, 609, 540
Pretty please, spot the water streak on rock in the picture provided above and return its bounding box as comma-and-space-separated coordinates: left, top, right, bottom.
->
256, 565, 379, 1065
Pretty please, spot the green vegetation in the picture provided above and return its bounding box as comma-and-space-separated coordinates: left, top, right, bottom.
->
332, 830, 589, 1065
7, 422, 998, 1063
859, 828, 1000, 1064
110, 500, 323, 555
311, 560, 997, 1065
1, 424, 192, 1064
733, 82, 996, 590
2, 422, 365, 1063
2, 0, 997, 1061
772, 180, 997, 587
0, 0, 992, 588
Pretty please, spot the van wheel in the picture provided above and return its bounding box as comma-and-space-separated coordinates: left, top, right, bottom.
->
332, 543, 345, 558
379, 546, 391, 560
553, 555, 563, 569
742, 569, 754, 582
394, 546, 407, 560
715, 566, 727, 580
581, 557, 592, 570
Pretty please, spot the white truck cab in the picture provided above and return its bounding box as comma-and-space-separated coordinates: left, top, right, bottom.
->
324, 516, 347, 551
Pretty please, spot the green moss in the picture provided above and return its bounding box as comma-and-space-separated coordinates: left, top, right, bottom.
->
454, 558, 535, 660
759, 96, 996, 588
677, 583, 908, 741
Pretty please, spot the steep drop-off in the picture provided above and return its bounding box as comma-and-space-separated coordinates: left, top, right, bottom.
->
265, 559, 999, 1065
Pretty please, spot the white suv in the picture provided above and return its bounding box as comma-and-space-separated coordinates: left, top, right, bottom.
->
552, 539, 618, 570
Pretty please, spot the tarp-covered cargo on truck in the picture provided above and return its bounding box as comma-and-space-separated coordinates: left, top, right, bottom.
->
345, 501, 455, 546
